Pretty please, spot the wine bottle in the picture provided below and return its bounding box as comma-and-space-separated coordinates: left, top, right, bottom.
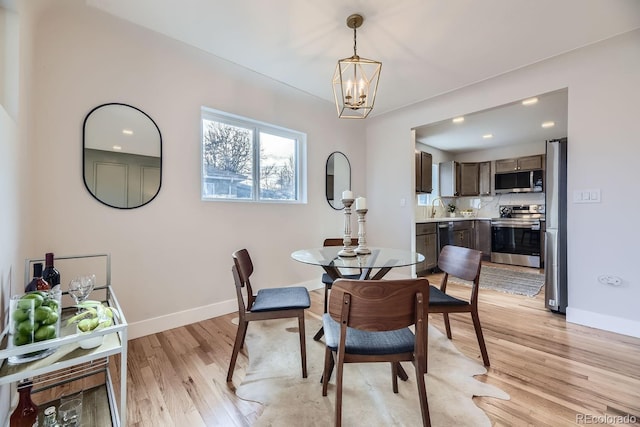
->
25, 263, 45, 292
42, 252, 60, 289
9, 380, 38, 427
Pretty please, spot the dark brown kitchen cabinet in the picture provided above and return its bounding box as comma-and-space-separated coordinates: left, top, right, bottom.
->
474, 219, 491, 259
478, 161, 491, 195
415, 151, 433, 193
495, 155, 543, 173
458, 162, 480, 196
416, 223, 438, 275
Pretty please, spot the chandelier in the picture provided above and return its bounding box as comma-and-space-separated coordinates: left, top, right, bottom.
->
332, 14, 382, 119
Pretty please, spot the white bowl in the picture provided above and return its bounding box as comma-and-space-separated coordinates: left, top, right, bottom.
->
460, 210, 475, 218
76, 326, 104, 349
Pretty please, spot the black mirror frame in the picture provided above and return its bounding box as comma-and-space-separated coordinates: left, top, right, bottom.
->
325, 151, 351, 210
82, 102, 162, 209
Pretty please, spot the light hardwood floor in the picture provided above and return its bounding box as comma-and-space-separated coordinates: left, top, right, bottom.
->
125, 266, 640, 426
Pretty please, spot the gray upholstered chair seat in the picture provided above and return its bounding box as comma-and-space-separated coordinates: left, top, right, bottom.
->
322, 313, 415, 355
428, 285, 468, 306
321, 273, 361, 285
251, 287, 311, 312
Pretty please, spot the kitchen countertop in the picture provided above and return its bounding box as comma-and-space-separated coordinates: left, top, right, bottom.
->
417, 217, 492, 223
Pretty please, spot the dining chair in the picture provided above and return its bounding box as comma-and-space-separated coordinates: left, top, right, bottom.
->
321, 278, 431, 427
429, 244, 490, 366
314, 238, 361, 341
227, 248, 311, 382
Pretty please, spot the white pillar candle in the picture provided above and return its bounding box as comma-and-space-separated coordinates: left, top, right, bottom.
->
355, 197, 366, 210
342, 190, 354, 200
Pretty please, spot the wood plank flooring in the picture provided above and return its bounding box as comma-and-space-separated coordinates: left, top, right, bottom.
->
125, 266, 640, 426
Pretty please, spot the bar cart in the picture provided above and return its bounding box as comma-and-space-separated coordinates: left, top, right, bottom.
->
0, 254, 127, 426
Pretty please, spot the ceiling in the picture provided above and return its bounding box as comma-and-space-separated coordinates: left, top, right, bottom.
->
85, 0, 640, 118
80, 1, 638, 153
414, 89, 568, 153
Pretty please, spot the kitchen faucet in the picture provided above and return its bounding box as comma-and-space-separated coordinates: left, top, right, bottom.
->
431, 197, 444, 218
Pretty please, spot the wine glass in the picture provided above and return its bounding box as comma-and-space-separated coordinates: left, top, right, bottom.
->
68, 274, 96, 308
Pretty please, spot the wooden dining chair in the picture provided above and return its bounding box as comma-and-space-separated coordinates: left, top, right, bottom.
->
227, 248, 311, 382
314, 238, 362, 341
321, 278, 431, 427
429, 244, 490, 366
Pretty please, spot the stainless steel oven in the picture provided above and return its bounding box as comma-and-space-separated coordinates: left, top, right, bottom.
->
490, 205, 544, 268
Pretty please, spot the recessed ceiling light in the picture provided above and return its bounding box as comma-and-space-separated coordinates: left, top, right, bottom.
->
482, 134, 493, 139
541, 121, 555, 128
112, 145, 122, 150
452, 116, 464, 123
122, 129, 133, 135
522, 97, 538, 106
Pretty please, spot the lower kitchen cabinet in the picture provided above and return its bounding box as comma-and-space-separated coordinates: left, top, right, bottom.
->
416, 223, 438, 275
474, 219, 491, 259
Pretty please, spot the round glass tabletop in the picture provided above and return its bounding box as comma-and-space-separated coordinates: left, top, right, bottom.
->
291, 246, 424, 270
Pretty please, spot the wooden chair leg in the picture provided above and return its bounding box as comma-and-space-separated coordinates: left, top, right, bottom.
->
239, 320, 249, 348
471, 311, 490, 366
443, 313, 453, 339
335, 353, 344, 427
391, 362, 399, 393
415, 361, 431, 427
323, 284, 330, 313
298, 313, 308, 378
322, 347, 333, 395
227, 320, 248, 382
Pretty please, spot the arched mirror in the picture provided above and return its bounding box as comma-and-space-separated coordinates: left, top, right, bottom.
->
325, 151, 351, 210
83, 103, 162, 209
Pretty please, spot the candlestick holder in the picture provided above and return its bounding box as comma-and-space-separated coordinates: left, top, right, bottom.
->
338, 198, 356, 257
355, 208, 371, 255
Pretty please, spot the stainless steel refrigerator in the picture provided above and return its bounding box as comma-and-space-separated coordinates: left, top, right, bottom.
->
545, 138, 567, 313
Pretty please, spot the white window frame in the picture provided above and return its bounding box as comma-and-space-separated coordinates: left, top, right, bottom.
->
201, 107, 307, 203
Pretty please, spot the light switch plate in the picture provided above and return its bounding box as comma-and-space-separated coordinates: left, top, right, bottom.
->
573, 188, 601, 203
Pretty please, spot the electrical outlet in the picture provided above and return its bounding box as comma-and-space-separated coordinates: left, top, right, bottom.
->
598, 275, 622, 286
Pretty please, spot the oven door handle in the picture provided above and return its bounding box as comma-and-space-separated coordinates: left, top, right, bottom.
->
491, 221, 540, 230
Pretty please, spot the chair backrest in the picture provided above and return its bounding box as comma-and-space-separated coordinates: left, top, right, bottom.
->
323, 238, 344, 247
328, 278, 430, 332
437, 245, 482, 303
232, 249, 255, 311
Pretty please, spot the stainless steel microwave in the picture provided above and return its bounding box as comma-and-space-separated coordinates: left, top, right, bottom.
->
494, 169, 543, 193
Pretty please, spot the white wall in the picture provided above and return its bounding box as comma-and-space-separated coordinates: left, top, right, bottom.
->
367, 29, 640, 337
23, 2, 366, 338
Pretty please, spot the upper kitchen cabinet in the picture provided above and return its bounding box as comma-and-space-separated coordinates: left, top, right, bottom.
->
478, 161, 491, 196
415, 151, 433, 193
458, 162, 479, 196
495, 155, 543, 173
439, 160, 457, 197
441, 160, 489, 197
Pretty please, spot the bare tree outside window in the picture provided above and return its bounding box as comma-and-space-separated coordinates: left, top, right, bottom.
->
201, 108, 305, 202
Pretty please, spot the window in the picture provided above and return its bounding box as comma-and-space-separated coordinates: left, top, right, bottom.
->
417, 164, 439, 205
201, 108, 306, 202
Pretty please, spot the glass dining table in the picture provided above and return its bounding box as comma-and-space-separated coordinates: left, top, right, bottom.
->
290, 246, 425, 282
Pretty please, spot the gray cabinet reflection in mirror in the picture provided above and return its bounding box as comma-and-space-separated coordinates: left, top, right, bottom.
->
83, 103, 162, 209
325, 151, 350, 210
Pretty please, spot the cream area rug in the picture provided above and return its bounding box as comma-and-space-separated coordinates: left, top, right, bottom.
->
235, 318, 509, 426
451, 265, 545, 297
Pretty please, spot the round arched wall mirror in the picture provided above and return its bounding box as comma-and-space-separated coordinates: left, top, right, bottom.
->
325, 151, 351, 210
83, 103, 162, 209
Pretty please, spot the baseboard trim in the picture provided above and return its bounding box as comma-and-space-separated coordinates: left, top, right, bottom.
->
128, 280, 322, 340
566, 307, 640, 338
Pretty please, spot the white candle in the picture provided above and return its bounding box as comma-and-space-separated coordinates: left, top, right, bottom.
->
342, 190, 354, 200
355, 197, 366, 210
